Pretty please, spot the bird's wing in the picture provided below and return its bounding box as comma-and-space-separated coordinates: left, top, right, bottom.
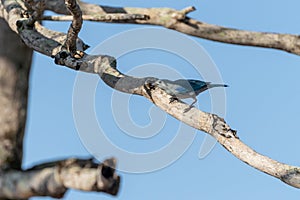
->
186, 80, 208, 91
173, 86, 189, 93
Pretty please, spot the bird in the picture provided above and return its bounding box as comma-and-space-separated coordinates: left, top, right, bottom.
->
152, 79, 228, 112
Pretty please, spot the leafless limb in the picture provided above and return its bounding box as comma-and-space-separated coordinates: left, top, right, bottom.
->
42, 13, 150, 22
23, 0, 45, 26
63, 0, 83, 54
43, 1, 300, 56
0, 157, 120, 199
1, 0, 300, 191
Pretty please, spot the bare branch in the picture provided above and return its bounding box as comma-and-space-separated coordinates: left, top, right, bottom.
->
42, 13, 150, 22
1, 1, 88, 57
63, 0, 83, 54
0, 16, 32, 171
23, 0, 45, 26
2, 0, 300, 192
44, 1, 300, 56
44, 0, 69, 14
50, 48, 300, 189
2, 0, 300, 189
180, 6, 196, 15
0, 158, 120, 199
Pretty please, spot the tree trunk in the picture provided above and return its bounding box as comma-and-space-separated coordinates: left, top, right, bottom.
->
0, 18, 33, 170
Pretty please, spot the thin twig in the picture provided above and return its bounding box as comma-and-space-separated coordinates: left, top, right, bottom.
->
45, 1, 300, 56
42, 13, 150, 22
180, 6, 196, 15
63, 0, 82, 54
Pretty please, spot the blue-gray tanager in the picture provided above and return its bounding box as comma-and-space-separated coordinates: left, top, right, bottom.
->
152, 79, 228, 111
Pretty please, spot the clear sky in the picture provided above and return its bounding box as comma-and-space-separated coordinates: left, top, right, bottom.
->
24, 0, 300, 199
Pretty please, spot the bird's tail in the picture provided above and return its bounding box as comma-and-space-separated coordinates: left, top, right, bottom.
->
207, 83, 228, 89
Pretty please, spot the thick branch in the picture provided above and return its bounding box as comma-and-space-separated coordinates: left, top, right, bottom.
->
44, 1, 300, 56
0, 15, 32, 170
0, 158, 120, 199
55, 51, 300, 188
146, 88, 300, 188
1, 0, 88, 57
48, 46, 300, 189
2, 0, 300, 191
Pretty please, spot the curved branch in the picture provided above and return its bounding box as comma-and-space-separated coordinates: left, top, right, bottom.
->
2, 0, 300, 190
0, 157, 120, 199
43, 1, 300, 56
63, 0, 82, 54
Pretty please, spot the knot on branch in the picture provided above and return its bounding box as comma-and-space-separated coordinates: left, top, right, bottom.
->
94, 55, 117, 74
101, 158, 116, 179
171, 6, 196, 21
98, 157, 120, 196
16, 19, 34, 31
52, 50, 82, 70
211, 114, 238, 138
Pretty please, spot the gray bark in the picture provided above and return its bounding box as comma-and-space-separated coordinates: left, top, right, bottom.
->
0, 18, 32, 170
0, 3, 120, 198
0, 0, 300, 198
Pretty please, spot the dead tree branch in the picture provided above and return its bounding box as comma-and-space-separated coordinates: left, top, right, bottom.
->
42, 14, 149, 22
63, 0, 82, 54
42, 1, 300, 56
0, 157, 120, 199
1, 0, 300, 191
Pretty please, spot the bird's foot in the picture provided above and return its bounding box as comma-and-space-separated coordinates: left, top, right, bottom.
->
144, 78, 159, 103
183, 106, 192, 113
144, 78, 158, 90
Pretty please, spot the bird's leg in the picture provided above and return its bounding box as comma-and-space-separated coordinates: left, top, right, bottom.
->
143, 79, 158, 103
144, 78, 158, 90
184, 97, 197, 113
190, 97, 198, 107
144, 82, 155, 90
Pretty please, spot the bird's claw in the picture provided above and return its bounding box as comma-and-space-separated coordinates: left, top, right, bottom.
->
183, 106, 192, 113
144, 79, 158, 90
144, 78, 159, 103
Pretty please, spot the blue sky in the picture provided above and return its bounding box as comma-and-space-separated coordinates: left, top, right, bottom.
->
24, 0, 300, 199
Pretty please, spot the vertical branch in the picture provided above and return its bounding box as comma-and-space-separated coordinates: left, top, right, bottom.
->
0, 18, 32, 170
63, 0, 83, 54
23, 0, 45, 26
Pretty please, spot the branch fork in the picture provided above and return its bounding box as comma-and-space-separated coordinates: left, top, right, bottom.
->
2, 0, 300, 197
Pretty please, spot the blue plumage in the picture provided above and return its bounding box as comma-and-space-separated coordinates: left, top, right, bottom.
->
152, 79, 228, 112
